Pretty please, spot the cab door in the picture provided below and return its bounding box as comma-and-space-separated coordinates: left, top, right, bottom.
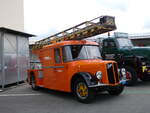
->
53, 48, 68, 91
102, 39, 118, 60
41, 48, 56, 89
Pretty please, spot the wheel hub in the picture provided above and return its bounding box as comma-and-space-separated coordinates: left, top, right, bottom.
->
76, 82, 88, 99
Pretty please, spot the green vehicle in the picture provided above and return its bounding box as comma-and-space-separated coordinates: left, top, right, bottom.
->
101, 32, 150, 85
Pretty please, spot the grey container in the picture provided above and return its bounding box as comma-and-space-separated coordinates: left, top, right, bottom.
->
0, 27, 34, 89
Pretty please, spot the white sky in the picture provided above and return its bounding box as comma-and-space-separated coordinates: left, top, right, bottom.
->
24, 0, 150, 41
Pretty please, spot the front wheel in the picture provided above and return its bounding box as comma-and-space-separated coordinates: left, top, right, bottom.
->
108, 85, 124, 95
73, 79, 94, 103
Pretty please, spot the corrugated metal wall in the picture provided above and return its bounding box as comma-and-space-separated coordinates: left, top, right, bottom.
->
0, 32, 29, 88
0, 32, 3, 86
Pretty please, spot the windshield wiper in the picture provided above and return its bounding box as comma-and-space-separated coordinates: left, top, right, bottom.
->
74, 57, 86, 60
93, 56, 101, 59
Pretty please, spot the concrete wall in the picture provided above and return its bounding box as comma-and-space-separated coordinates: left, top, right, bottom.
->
0, 0, 24, 31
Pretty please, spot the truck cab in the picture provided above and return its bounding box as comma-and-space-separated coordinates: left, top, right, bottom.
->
28, 40, 124, 103
101, 33, 150, 85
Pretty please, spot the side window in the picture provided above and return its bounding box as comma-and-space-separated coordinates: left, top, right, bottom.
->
103, 41, 116, 48
54, 48, 61, 63
62, 46, 73, 62
62, 47, 67, 62
103, 41, 108, 47
109, 41, 116, 47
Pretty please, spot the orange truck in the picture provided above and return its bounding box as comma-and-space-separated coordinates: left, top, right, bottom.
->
27, 16, 125, 103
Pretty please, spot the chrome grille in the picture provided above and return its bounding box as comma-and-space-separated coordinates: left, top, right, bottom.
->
107, 63, 119, 84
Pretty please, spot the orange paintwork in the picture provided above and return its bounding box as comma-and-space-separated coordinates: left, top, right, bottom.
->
28, 40, 120, 92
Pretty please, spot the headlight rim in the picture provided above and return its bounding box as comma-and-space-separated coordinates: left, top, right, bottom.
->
96, 71, 102, 80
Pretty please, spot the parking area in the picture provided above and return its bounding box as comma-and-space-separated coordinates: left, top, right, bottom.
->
0, 81, 150, 113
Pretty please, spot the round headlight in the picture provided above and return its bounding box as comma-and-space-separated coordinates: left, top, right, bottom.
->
96, 71, 102, 80
142, 62, 146, 65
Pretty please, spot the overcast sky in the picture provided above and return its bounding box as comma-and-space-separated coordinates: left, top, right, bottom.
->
24, 0, 150, 40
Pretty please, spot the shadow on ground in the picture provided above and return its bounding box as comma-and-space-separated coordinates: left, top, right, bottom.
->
36, 87, 123, 104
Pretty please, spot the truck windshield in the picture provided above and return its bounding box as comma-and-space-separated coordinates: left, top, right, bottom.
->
117, 38, 133, 48
62, 45, 101, 62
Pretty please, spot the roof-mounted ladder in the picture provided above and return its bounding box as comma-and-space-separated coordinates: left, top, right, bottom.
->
33, 15, 116, 49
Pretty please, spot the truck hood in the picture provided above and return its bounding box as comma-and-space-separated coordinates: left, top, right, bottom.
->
119, 46, 150, 63
67, 59, 118, 84
69, 59, 116, 75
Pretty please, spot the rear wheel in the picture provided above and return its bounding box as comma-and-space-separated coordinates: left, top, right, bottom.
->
73, 79, 94, 103
30, 76, 39, 90
108, 85, 124, 95
125, 66, 138, 86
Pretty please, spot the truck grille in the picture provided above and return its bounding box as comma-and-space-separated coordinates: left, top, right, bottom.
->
114, 63, 119, 83
106, 63, 119, 84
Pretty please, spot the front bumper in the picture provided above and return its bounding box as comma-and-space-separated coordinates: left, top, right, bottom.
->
88, 79, 126, 88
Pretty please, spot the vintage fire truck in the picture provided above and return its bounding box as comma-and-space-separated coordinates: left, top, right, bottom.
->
27, 16, 125, 103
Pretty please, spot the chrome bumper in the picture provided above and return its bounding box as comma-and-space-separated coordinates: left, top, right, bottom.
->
89, 80, 126, 88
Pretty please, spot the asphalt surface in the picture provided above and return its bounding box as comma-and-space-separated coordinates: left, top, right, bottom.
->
0, 81, 150, 113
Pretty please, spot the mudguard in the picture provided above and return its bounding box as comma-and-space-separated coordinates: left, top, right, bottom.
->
77, 72, 97, 86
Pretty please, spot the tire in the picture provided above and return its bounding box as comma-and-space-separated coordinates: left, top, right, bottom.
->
125, 66, 138, 86
30, 76, 39, 90
73, 79, 94, 103
108, 84, 124, 95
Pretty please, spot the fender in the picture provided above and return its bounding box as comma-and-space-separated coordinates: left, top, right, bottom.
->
72, 72, 98, 87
